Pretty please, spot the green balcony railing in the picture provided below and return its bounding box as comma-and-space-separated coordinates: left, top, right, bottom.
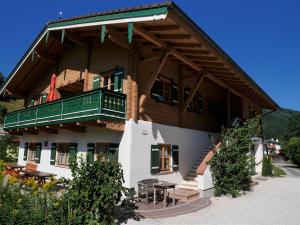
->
4, 89, 126, 130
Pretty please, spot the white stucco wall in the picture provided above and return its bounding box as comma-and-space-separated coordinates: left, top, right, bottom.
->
197, 165, 214, 190
18, 126, 123, 179
252, 137, 264, 175
17, 120, 213, 191
119, 119, 212, 190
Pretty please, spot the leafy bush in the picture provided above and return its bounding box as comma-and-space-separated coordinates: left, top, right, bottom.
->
0, 135, 18, 162
272, 165, 286, 177
284, 137, 300, 166
262, 156, 273, 177
209, 116, 261, 197
0, 154, 130, 225
56, 153, 129, 225
0, 175, 60, 225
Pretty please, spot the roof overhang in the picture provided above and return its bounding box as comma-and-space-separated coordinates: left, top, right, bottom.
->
0, 4, 169, 96
1, 1, 278, 110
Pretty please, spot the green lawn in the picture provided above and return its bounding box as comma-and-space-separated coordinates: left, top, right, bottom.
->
0, 99, 24, 113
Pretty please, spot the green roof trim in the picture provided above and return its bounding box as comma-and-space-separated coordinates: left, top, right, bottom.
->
48, 7, 168, 28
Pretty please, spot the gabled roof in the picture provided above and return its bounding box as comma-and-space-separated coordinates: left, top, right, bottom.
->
1, 1, 278, 110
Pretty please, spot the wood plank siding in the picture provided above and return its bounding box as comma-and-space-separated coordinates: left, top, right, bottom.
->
3, 2, 277, 133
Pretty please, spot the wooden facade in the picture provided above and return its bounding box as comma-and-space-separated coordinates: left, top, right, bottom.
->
2, 2, 277, 133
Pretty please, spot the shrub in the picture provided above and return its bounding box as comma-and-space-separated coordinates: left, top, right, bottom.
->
209, 116, 261, 197
272, 165, 286, 177
0, 135, 18, 162
58, 153, 130, 225
262, 156, 273, 177
0, 175, 60, 225
0, 154, 130, 225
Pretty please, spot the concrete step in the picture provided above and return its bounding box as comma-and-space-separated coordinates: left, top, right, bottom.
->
181, 180, 198, 186
187, 172, 197, 177
168, 188, 200, 200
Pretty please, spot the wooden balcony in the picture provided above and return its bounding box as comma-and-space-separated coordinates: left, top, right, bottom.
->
4, 89, 126, 131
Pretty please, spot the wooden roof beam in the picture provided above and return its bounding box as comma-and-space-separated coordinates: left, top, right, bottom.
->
35, 50, 58, 65
156, 34, 191, 40
65, 31, 89, 48
107, 26, 131, 50
134, 25, 202, 72
49, 33, 74, 48
181, 72, 206, 115
168, 10, 274, 108
139, 49, 171, 111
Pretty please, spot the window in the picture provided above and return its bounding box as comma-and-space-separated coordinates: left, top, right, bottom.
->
49, 143, 77, 166
27, 143, 36, 161
25, 143, 42, 163
184, 87, 203, 114
92, 68, 124, 93
101, 74, 115, 90
95, 143, 111, 160
29, 93, 47, 107
86, 143, 119, 163
207, 97, 223, 114
159, 144, 171, 172
151, 75, 178, 105
151, 144, 179, 174
57, 143, 70, 166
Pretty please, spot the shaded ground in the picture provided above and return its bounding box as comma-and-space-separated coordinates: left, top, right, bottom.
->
126, 162, 300, 225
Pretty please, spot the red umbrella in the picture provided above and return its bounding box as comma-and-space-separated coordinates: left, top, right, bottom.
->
46, 74, 57, 103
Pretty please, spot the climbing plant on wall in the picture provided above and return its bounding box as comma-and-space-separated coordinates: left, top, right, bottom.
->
209, 116, 261, 197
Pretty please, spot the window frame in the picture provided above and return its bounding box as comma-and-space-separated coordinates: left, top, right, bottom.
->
95, 142, 111, 160
158, 144, 172, 172
56, 143, 70, 166
27, 143, 36, 162
151, 75, 177, 105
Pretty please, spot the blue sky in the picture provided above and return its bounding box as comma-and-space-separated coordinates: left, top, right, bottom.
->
0, 0, 299, 110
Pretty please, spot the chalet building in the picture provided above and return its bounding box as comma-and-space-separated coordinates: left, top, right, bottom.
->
1, 2, 277, 191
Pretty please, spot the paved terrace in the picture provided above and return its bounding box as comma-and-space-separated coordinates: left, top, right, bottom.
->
126, 162, 300, 225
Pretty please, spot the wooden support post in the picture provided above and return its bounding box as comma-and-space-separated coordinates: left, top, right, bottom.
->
178, 66, 184, 127
61, 29, 65, 43
181, 72, 206, 115
84, 44, 92, 91
139, 49, 170, 112
128, 22, 134, 43
101, 25, 106, 43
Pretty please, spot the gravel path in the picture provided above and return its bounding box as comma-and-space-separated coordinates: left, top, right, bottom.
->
126, 162, 300, 225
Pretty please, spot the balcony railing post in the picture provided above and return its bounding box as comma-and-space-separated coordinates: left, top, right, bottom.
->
61, 101, 64, 119
35, 107, 39, 124
99, 91, 102, 114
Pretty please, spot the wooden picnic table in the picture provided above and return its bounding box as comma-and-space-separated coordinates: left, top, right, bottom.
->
153, 181, 176, 208
23, 170, 56, 185
4, 163, 25, 177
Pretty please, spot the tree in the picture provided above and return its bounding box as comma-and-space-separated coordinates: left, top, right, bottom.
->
287, 114, 300, 138
0, 72, 4, 87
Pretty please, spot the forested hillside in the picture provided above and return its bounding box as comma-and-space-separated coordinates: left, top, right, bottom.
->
262, 108, 300, 140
